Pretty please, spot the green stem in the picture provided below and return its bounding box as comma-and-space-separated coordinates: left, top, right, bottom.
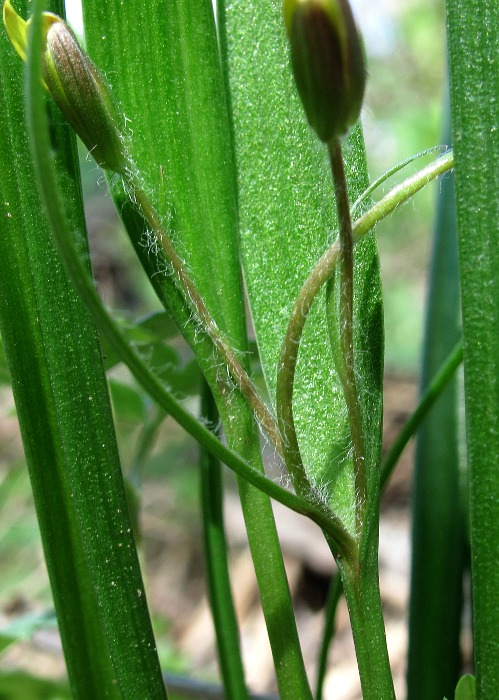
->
327, 138, 366, 531
314, 339, 463, 697
337, 554, 396, 700
199, 381, 249, 700
381, 339, 463, 490
350, 145, 445, 217
274, 275, 354, 553
275, 240, 341, 499
274, 150, 453, 698
353, 151, 454, 242
275, 283, 329, 500
124, 176, 283, 456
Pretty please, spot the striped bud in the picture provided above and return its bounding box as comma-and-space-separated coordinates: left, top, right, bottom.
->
3, 0, 127, 173
283, 0, 366, 142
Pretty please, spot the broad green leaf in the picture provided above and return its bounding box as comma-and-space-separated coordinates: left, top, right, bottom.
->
446, 0, 499, 696
80, 1, 312, 695
221, 4, 394, 697
221, 0, 383, 532
80, 0, 245, 349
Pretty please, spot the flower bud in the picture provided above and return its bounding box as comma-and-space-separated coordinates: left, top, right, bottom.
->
3, 0, 127, 173
283, 0, 366, 142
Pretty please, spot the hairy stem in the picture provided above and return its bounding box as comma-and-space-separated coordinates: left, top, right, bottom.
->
337, 553, 396, 700
353, 151, 454, 241
125, 175, 283, 456
328, 138, 366, 532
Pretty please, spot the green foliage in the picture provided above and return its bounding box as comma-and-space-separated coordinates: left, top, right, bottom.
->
0, 0, 497, 698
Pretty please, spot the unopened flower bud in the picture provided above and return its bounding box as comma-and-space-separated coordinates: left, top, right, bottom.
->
283, 0, 366, 142
3, 0, 127, 173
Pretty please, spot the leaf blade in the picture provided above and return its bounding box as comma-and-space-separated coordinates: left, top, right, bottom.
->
0, 1, 167, 696
446, 0, 499, 695
222, 0, 383, 532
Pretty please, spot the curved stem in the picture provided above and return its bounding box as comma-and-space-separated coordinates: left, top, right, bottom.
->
327, 138, 366, 532
276, 239, 341, 495
353, 150, 454, 242
276, 151, 454, 527
23, 101, 351, 547
124, 175, 283, 456
350, 145, 445, 217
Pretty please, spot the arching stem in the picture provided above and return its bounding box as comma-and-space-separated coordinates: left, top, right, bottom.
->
124, 175, 283, 457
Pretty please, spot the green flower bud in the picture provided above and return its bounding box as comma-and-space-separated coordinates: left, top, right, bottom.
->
3, 0, 127, 173
283, 0, 366, 142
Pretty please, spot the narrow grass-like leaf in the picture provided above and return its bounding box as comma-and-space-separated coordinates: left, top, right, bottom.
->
381, 340, 463, 490
1, 2, 120, 695
407, 101, 465, 700
446, 0, 499, 696
80, 0, 245, 349
315, 574, 343, 700
0, 0, 167, 695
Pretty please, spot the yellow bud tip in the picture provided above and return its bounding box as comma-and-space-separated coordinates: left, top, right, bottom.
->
3, 1, 59, 65
3, 0, 28, 61
2, 0, 127, 173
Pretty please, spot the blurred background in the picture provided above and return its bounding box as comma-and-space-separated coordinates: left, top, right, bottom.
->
0, 0, 450, 697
